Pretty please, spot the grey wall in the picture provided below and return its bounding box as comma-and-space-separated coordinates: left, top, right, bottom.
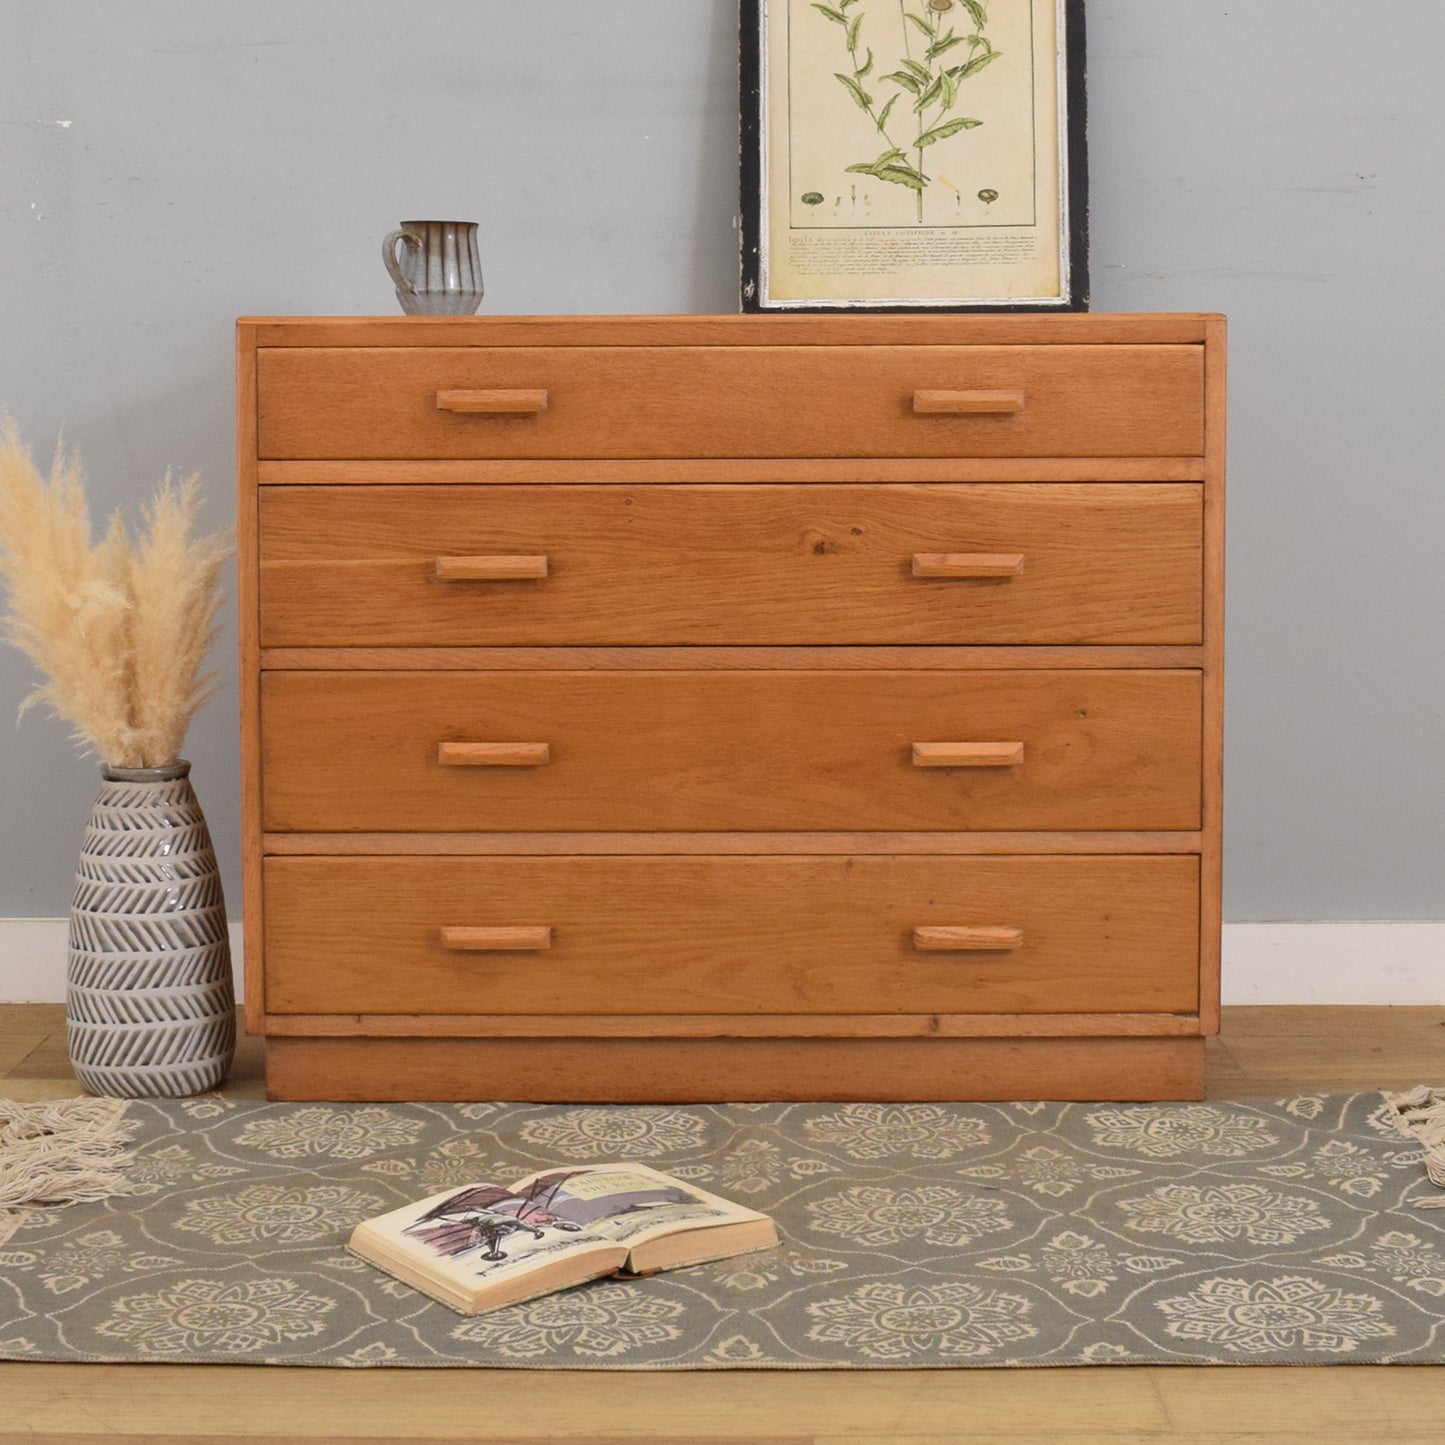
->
1, 0, 1441, 922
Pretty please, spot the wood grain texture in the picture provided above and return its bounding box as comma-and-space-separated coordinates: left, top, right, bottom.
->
259, 484, 1203, 647
236, 324, 266, 1030
257, 456, 1208, 484
260, 1011, 1202, 1039
1199, 314, 1228, 1034
260, 830, 1206, 856
262, 854, 1200, 1017
256, 346, 1204, 460
259, 669, 1204, 833
242, 311, 1219, 345
264, 1035, 1207, 1103
258, 645, 1207, 672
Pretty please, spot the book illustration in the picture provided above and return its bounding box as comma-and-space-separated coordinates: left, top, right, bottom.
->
403, 1172, 589, 1262
403, 1169, 717, 1268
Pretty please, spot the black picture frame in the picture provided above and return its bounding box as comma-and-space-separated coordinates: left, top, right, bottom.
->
740, 0, 1088, 313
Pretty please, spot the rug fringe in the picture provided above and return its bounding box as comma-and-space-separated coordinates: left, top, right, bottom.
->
0, 1097, 138, 1242
1384, 1085, 1445, 1208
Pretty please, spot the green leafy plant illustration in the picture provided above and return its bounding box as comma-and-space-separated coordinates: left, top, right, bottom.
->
814, 0, 1001, 223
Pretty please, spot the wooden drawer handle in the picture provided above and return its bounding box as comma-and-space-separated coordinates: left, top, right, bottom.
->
436, 555, 548, 581
914, 925, 1024, 952
436, 388, 549, 414
438, 742, 550, 768
912, 552, 1025, 579
912, 741, 1024, 768
913, 390, 1026, 415
441, 926, 553, 952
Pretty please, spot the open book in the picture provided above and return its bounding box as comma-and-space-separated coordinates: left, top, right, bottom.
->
347, 1162, 778, 1315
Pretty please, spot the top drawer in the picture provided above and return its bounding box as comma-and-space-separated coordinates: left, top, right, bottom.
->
255, 345, 1205, 460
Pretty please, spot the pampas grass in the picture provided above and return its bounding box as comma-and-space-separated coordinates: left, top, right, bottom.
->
0, 418, 232, 769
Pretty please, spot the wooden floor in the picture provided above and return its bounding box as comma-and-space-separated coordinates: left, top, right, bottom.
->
3, 1004, 1443, 1444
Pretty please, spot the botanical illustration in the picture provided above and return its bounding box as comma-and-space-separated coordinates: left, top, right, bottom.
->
813, 0, 1001, 223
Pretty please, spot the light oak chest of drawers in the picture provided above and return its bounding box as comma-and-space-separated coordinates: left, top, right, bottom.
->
237, 313, 1224, 1102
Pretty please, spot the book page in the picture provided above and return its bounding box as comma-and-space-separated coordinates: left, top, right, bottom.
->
507, 1164, 769, 1248
354, 1178, 624, 1290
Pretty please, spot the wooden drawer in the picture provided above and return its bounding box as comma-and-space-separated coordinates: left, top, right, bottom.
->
259, 483, 1203, 647
263, 854, 1201, 1016
260, 669, 1201, 832
255, 345, 1204, 460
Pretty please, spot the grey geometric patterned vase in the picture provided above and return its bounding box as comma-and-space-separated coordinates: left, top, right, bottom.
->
66, 760, 235, 1098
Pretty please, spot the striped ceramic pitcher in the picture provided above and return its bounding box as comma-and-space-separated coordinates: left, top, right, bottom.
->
382, 219, 484, 315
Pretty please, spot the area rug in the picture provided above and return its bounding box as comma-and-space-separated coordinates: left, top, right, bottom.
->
2, 1093, 1444, 1368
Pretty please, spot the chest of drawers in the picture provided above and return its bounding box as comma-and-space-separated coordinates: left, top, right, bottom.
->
237, 313, 1224, 1102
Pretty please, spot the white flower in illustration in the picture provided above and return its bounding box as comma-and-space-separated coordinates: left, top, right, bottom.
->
1310, 1140, 1388, 1199
711, 1248, 846, 1292
456, 1103, 502, 1121
0, 1337, 37, 1354
341, 1341, 401, 1365
1037, 1231, 1119, 1298
708, 1333, 766, 1362
448, 1282, 684, 1359
518, 1107, 706, 1159
233, 1107, 424, 1160
806, 1185, 1010, 1247
979, 1236, 1180, 1298
805, 1104, 990, 1161
1086, 1105, 1278, 1160
1117, 1183, 1331, 1247
1005, 1145, 1085, 1197
1156, 1275, 1394, 1356
176, 1184, 384, 1245
806, 1281, 1036, 1361
714, 1138, 783, 1196
360, 1158, 416, 1177
1281, 1096, 1326, 1120
1370, 1231, 1445, 1297
1077, 1341, 1136, 1363
411, 1137, 505, 1191
129, 1144, 202, 1191
179, 1095, 235, 1120
787, 1157, 839, 1177
95, 1277, 336, 1355
23, 1230, 181, 1296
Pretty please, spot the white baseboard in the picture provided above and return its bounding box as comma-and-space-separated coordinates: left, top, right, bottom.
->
0, 918, 1442, 1006
1219, 921, 1445, 1005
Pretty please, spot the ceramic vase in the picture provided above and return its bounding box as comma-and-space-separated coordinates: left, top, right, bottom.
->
65, 760, 235, 1097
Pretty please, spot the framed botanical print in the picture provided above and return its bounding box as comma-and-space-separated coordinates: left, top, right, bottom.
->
740, 0, 1087, 311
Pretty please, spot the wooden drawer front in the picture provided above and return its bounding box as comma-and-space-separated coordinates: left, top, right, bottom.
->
255, 346, 1204, 460
260, 484, 1203, 647
264, 854, 1200, 1016
260, 670, 1201, 832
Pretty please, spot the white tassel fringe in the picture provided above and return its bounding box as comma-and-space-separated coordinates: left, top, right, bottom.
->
1384, 1085, 1445, 1209
0, 1096, 137, 1243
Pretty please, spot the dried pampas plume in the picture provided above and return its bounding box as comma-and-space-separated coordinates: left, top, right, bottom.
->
0, 418, 232, 769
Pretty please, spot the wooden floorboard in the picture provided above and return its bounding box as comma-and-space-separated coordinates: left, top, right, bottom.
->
2, 1003, 1442, 1442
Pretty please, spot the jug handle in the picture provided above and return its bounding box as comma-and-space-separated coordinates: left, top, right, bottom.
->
383, 228, 423, 294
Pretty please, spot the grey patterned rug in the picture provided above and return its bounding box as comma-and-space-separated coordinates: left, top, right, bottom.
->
2, 1094, 1443, 1368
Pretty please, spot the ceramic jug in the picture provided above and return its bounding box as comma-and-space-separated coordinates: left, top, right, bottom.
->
382, 220, 484, 315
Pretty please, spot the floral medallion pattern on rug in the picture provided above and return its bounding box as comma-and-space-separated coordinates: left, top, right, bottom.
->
1, 1093, 1442, 1367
